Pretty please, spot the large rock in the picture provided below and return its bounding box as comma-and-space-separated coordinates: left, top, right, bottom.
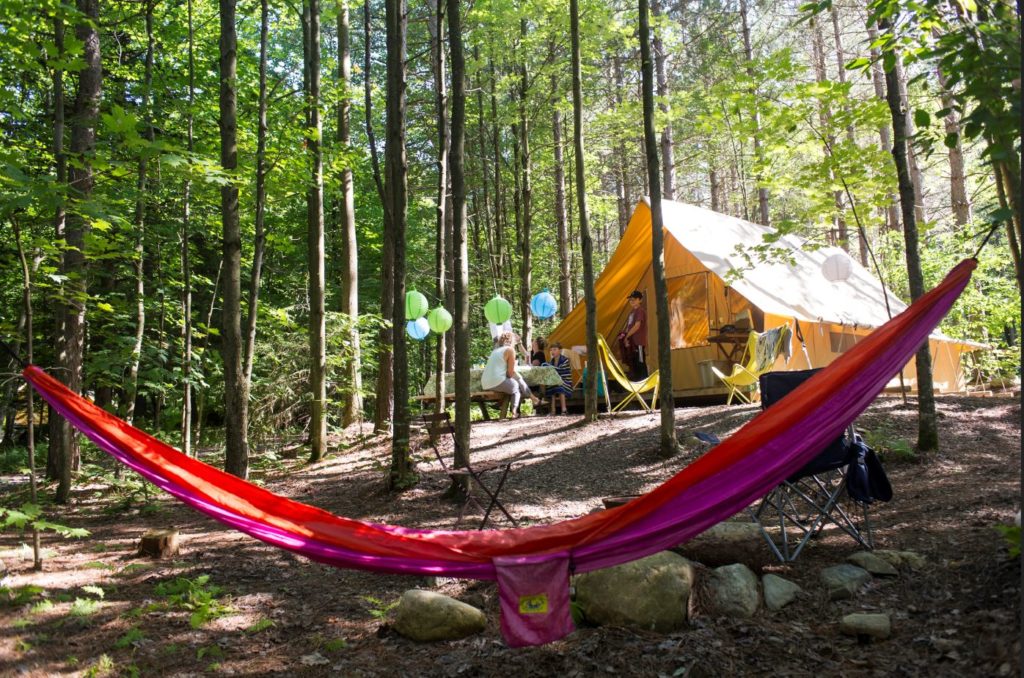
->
761, 573, 801, 611
674, 521, 767, 567
392, 590, 486, 642
706, 563, 760, 619
848, 551, 899, 577
873, 549, 926, 572
839, 613, 891, 640
575, 552, 695, 632
820, 564, 871, 600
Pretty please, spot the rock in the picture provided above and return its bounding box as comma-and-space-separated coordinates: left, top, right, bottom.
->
392, 590, 486, 642
875, 549, 926, 571
138, 529, 180, 559
761, 573, 801, 611
848, 551, 899, 577
896, 551, 926, 571
706, 563, 760, 618
820, 564, 871, 600
674, 521, 767, 567
839, 612, 891, 640
575, 552, 695, 632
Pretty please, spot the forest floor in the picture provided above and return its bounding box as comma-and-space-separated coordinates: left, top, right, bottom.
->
0, 393, 1019, 677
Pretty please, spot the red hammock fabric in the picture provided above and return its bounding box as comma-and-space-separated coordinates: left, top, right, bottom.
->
24, 259, 976, 646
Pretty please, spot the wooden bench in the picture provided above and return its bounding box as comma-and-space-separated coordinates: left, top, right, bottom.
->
413, 390, 512, 420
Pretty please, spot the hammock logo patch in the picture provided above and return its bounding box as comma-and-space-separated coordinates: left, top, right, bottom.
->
518, 594, 549, 615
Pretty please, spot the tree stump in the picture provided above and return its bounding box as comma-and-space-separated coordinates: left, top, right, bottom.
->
138, 529, 180, 559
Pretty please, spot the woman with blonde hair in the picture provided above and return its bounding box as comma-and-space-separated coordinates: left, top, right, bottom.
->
481, 331, 541, 418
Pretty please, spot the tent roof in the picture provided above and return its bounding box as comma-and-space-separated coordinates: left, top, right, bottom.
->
548, 200, 977, 349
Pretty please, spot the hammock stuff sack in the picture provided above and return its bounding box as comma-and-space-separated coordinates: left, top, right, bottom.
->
24, 259, 976, 647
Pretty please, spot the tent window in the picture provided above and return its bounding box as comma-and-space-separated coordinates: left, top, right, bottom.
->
667, 273, 709, 349
830, 329, 859, 353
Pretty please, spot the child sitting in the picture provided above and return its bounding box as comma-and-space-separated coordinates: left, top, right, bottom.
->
547, 342, 573, 415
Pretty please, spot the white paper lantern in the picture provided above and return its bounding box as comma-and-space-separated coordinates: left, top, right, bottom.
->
822, 252, 853, 282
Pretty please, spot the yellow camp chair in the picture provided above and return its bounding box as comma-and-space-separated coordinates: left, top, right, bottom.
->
596, 334, 660, 412
711, 325, 792, 405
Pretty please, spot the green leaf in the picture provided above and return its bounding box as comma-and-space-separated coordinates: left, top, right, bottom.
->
944, 132, 959, 148
913, 109, 931, 129
95, 302, 115, 313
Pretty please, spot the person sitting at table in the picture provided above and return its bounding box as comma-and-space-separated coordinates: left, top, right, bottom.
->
546, 342, 573, 415
482, 331, 542, 418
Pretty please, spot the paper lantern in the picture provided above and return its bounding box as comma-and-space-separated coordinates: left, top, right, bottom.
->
406, 317, 430, 340
484, 295, 513, 325
822, 252, 853, 282
427, 306, 453, 334
530, 289, 558, 320
405, 289, 429, 320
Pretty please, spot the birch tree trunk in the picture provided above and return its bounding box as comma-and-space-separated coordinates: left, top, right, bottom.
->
180, 0, 195, 456
740, 0, 769, 226
430, 0, 448, 413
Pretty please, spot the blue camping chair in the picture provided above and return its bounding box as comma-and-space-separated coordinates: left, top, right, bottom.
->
751, 369, 891, 561
695, 369, 892, 562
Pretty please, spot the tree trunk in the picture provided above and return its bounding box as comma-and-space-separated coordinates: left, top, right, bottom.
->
220, 0, 249, 478
49, 9, 68, 480
126, 0, 155, 426
448, 0, 471, 487
517, 20, 533, 351
866, 24, 900, 236
881, 25, 938, 453
386, 0, 413, 488
934, 67, 971, 225
337, 1, 362, 427
58, 0, 102, 502
740, 0, 769, 226
551, 75, 571, 320
306, 0, 327, 462
613, 57, 630, 236
570, 0, 599, 422
365, 0, 393, 432
180, 0, 196, 456
243, 0, 270, 393
640, 0, 678, 458
896, 58, 927, 225
811, 16, 847, 249
489, 59, 505, 286
651, 0, 675, 200
430, 0, 448, 413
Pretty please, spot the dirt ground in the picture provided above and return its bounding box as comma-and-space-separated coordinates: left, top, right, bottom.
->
1, 394, 1020, 677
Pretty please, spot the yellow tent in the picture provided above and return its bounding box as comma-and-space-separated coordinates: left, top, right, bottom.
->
548, 200, 979, 398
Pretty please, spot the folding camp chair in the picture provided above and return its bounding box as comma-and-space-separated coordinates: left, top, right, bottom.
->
595, 334, 660, 413
711, 325, 792, 405
420, 412, 519, 530
748, 369, 891, 561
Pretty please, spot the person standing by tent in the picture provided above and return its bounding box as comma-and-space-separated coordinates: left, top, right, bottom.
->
617, 290, 648, 380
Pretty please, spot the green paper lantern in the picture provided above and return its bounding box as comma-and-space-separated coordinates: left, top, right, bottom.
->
427, 306, 453, 334
405, 289, 429, 320
484, 295, 513, 325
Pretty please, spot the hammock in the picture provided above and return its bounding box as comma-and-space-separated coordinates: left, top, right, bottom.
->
24, 259, 975, 647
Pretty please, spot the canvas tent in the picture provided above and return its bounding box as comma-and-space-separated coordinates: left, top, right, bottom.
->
547, 199, 978, 398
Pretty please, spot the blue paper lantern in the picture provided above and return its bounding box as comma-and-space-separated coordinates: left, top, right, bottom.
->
530, 289, 558, 320
405, 289, 429, 320
406, 317, 430, 340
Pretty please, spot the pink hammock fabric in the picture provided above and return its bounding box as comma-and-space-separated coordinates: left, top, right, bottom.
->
24, 259, 975, 646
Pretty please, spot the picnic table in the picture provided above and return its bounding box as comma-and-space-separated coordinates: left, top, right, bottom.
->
417, 365, 566, 420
